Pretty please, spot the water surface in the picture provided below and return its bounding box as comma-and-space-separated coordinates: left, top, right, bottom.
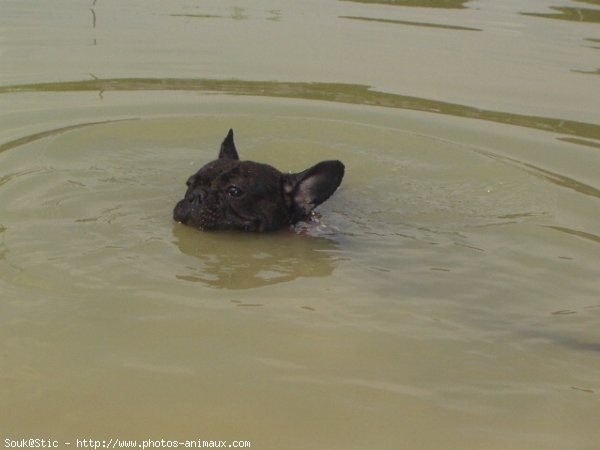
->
1, 1, 599, 449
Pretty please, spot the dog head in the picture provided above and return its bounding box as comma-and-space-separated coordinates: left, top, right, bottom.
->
173, 129, 345, 232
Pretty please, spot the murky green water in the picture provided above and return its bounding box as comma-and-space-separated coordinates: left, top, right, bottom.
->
1, 1, 599, 449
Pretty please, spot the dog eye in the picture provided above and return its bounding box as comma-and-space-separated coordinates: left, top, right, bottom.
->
226, 185, 243, 197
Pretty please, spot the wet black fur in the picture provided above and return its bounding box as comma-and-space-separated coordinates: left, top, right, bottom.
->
173, 129, 344, 232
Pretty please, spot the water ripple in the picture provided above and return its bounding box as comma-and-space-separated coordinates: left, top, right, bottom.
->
1, 78, 598, 145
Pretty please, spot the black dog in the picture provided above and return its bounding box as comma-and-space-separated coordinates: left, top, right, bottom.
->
173, 129, 345, 232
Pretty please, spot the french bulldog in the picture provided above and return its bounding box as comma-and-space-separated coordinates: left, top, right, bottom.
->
173, 129, 345, 232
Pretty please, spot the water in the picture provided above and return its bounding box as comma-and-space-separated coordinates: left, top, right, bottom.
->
1, 1, 599, 449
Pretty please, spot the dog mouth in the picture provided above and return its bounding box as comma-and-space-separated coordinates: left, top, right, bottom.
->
172, 199, 192, 224
173, 199, 259, 231
173, 188, 227, 230
173, 199, 218, 229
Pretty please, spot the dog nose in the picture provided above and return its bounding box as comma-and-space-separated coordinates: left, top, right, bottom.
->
188, 189, 205, 205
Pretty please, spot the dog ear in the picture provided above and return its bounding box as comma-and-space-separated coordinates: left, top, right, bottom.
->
218, 129, 239, 160
284, 160, 345, 217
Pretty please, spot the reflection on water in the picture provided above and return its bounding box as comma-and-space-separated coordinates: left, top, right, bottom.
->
0, 224, 6, 262
173, 226, 341, 289
341, 0, 470, 8
559, 137, 600, 148
1, 93, 600, 447
573, 68, 600, 76
473, 146, 600, 200
340, 15, 481, 31
516, 161, 600, 200
545, 225, 600, 244
2, 78, 599, 147
170, 6, 250, 21
0, 119, 133, 154
267, 9, 283, 22
232, 7, 249, 20
170, 7, 280, 21
169, 14, 223, 19
522, 6, 600, 24
2, 1, 600, 447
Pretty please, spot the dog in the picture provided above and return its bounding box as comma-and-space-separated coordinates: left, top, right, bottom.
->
173, 129, 345, 232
